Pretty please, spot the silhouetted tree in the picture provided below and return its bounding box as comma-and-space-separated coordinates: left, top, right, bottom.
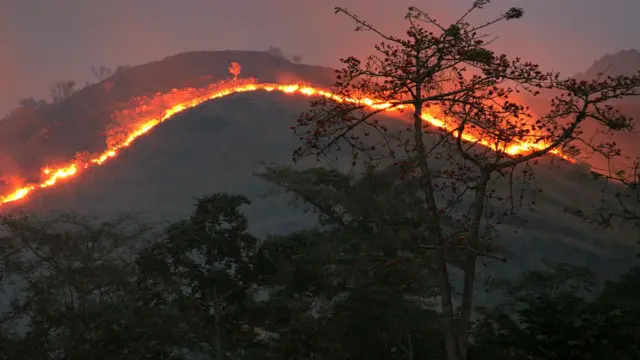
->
266, 46, 285, 59
137, 194, 266, 360
290, 2, 640, 359
0, 188, 635, 359
50, 80, 76, 103
291, 54, 302, 64
0, 212, 171, 359
257, 166, 448, 358
472, 264, 640, 360
90, 65, 113, 82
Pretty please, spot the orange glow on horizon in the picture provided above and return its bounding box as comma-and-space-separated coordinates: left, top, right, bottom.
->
0, 72, 574, 207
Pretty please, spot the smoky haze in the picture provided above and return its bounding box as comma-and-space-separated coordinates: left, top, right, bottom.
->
0, 0, 639, 115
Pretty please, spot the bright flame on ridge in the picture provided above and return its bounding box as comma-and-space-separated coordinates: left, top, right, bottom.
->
0, 79, 573, 207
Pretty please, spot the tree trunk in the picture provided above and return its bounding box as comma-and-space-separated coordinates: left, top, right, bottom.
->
411, 94, 461, 360
457, 170, 490, 359
214, 286, 223, 360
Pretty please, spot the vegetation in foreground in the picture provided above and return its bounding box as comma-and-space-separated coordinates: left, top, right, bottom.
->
0, 186, 637, 360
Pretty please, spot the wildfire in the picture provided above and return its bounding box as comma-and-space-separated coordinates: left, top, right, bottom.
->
0, 65, 574, 207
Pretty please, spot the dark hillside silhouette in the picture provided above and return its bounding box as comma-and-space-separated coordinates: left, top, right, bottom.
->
577, 49, 640, 80
574, 50, 640, 173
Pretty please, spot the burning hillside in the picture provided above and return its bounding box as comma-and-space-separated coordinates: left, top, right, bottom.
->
0, 51, 336, 175
0, 60, 575, 207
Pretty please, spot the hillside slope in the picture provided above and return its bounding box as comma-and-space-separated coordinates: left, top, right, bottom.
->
0, 50, 335, 183
0, 50, 637, 280
9, 89, 638, 279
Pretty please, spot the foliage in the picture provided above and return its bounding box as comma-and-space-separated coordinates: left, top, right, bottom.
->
249, 184, 446, 359
136, 193, 266, 359
0, 192, 636, 359
0, 211, 174, 359
288, 2, 640, 359
570, 158, 640, 241
472, 264, 640, 360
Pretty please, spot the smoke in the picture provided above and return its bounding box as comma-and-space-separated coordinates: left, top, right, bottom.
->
275, 72, 306, 85
0, 151, 24, 192
0, 0, 638, 183
0, 150, 21, 173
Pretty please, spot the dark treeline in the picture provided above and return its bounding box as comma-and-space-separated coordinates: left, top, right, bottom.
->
0, 167, 637, 359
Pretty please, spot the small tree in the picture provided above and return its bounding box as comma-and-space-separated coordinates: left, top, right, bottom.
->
90, 65, 113, 82
50, 80, 76, 103
228, 62, 242, 80
256, 166, 448, 358
289, 2, 640, 360
266, 46, 285, 59
473, 264, 640, 359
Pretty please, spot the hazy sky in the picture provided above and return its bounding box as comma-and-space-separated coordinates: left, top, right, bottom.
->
0, 0, 638, 114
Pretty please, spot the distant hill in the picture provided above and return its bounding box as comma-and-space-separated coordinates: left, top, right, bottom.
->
0, 49, 637, 282
578, 50, 640, 170
0, 50, 336, 183
520, 50, 640, 174
576, 49, 640, 80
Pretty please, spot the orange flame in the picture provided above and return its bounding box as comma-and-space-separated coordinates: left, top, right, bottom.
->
229, 62, 241, 81
0, 69, 573, 207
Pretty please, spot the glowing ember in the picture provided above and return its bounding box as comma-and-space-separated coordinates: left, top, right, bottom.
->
0, 72, 573, 207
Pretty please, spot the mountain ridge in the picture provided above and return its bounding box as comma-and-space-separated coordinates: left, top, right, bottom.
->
3, 47, 639, 182
0, 49, 636, 280
11, 89, 638, 278
0, 50, 336, 189
575, 48, 640, 79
